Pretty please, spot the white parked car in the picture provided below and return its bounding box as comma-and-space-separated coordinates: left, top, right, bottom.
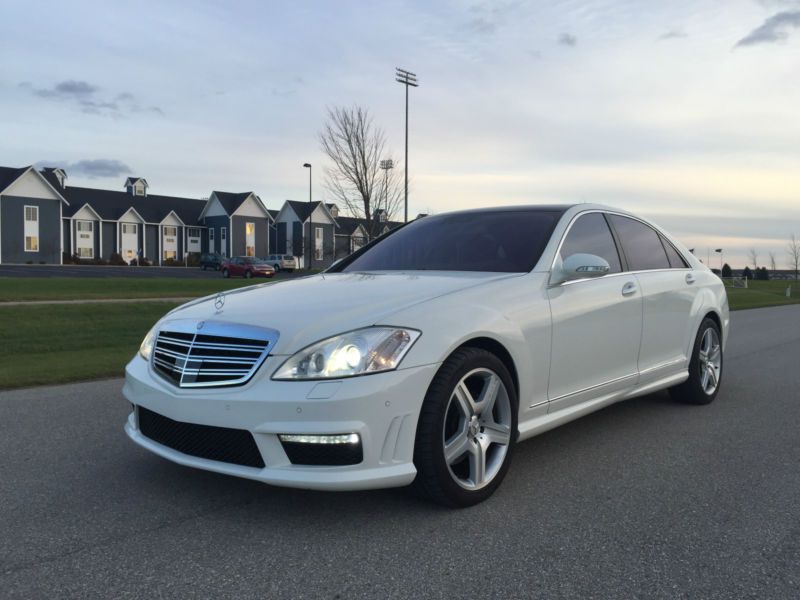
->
125, 205, 729, 506
266, 254, 297, 272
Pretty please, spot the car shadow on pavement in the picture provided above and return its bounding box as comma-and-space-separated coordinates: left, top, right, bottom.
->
120, 389, 694, 519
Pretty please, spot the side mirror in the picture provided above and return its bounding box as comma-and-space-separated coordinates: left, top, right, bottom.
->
552, 253, 610, 285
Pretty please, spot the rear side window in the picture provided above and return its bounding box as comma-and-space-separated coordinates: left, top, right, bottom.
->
608, 215, 670, 271
660, 235, 688, 268
559, 213, 622, 273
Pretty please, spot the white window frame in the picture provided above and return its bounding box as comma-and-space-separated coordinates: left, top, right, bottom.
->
75, 220, 95, 259
24, 205, 39, 252
245, 222, 255, 257
315, 226, 323, 260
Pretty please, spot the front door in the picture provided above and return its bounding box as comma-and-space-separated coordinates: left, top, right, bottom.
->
607, 214, 696, 380
547, 212, 643, 408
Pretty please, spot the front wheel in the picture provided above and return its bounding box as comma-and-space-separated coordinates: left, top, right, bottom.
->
413, 347, 517, 507
222, 268, 230, 278
670, 317, 723, 405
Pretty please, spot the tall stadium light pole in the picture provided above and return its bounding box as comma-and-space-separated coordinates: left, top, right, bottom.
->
303, 163, 312, 270
395, 68, 418, 224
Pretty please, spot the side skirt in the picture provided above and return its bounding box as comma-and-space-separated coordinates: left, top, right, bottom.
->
516, 370, 689, 443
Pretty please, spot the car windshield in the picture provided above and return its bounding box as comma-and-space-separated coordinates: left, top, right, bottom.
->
338, 209, 561, 273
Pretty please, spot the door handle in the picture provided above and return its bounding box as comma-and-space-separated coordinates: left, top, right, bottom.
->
621, 281, 637, 296
685, 273, 696, 284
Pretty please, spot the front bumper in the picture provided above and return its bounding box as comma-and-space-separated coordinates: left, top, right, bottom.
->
122, 354, 440, 491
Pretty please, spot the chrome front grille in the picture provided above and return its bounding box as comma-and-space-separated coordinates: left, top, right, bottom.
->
151, 320, 278, 388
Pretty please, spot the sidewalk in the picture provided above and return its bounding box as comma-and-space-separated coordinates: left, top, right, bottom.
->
0, 297, 195, 306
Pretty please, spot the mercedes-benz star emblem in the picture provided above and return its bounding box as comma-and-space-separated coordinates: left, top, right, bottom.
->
196, 321, 204, 330
214, 292, 226, 311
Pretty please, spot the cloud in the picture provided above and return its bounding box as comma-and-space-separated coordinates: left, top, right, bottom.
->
463, 1, 521, 35
20, 80, 164, 117
558, 33, 577, 46
658, 30, 688, 40
35, 159, 133, 179
735, 10, 800, 47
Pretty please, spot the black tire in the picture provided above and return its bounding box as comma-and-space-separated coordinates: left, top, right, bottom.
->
222, 268, 230, 278
413, 347, 518, 508
273, 264, 280, 272
245, 270, 252, 279
202, 264, 207, 271
669, 317, 723, 405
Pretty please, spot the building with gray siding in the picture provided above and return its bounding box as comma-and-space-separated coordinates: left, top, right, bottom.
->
0, 163, 400, 266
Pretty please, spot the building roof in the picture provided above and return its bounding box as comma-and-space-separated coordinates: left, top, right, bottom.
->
0, 165, 30, 193
39, 167, 64, 191
212, 191, 254, 215
285, 199, 328, 222
334, 216, 366, 236
267, 208, 279, 220
61, 185, 206, 224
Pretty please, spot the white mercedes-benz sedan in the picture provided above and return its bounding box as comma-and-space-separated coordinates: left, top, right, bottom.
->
124, 204, 729, 506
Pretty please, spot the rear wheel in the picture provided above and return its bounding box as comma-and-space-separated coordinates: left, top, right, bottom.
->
413, 347, 517, 507
245, 270, 252, 279
669, 317, 723, 405
222, 268, 230, 278
273, 263, 280, 272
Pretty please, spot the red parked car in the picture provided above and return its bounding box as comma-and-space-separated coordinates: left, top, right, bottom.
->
221, 256, 276, 279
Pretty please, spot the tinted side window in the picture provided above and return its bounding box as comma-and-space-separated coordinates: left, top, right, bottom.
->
340, 210, 560, 273
608, 215, 670, 271
660, 235, 688, 268
559, 213, 622, 273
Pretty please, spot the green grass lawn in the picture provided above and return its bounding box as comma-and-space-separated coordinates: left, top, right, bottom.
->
725, 279, 799, 311
0, 277, 270, 302
0, 275, 797, 391
0, 302, 179, 389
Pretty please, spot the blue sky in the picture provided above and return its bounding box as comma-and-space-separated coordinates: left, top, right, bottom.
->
2, 0, 799, 267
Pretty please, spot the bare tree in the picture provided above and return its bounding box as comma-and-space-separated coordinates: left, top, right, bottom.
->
747, 247, 758, 270
768, 251, 777, 272
319, 105, 403, 239
788, 234, 800, 280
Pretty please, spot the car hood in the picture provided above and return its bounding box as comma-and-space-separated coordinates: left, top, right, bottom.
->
162, 271, 519, 354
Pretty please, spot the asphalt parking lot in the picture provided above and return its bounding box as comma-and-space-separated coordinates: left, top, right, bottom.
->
1, 306, 799, 599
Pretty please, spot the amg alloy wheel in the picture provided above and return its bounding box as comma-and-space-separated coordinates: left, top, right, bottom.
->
414, 348, 517, 507
670, 317, 723, 405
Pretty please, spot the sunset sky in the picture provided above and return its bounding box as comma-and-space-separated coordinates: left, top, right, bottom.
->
2, 0, 799, 267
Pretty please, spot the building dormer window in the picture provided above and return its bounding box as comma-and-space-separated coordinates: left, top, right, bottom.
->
125, 178, 148, 197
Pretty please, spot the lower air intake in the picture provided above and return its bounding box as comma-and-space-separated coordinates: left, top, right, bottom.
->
137, 406, 265, 468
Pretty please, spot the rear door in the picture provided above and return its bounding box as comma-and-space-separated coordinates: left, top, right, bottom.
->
547, 212, 643, 408
607, 215, 696, 381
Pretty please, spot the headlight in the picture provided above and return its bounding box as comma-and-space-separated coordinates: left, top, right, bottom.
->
272, 327, 420, 380
138, 326, 157, 361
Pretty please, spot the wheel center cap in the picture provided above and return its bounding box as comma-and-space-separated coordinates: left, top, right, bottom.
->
468, 416, 480, 438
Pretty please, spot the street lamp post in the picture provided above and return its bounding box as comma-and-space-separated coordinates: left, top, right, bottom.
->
395, 68, 418, 224
379, 159, 393, 238
715, 248, 723, 273
303, 163, 312, 270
